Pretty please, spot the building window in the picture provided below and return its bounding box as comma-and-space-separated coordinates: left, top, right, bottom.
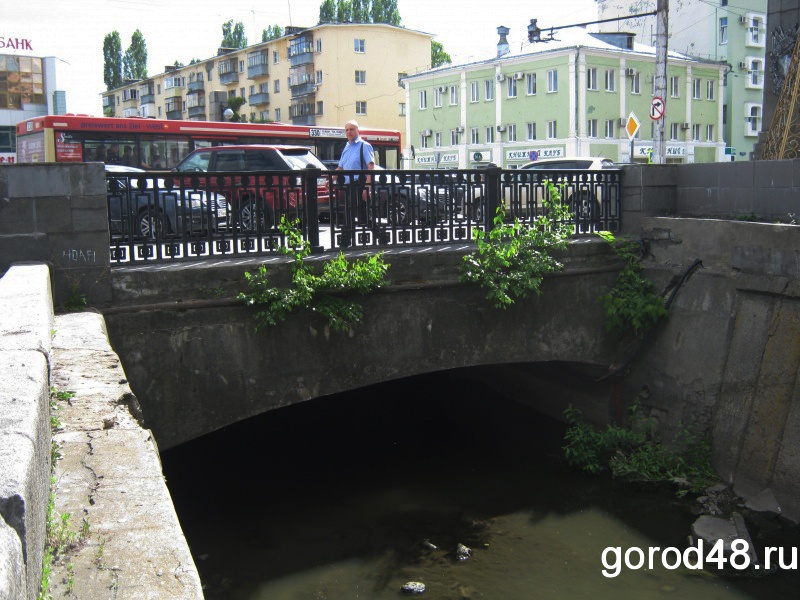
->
547, 120, 557, 139
399, 102, 405, 116
274, 80, 280, 93
745, 103, 762, 136
748, 16, 765, 47
434, 87, 443, 108
420, 134, 428, 148
706, 124, 714, 142
356, 101, 367, 115
670, 76, 680, 97
526, 73, 537, 95
507, 123, 517, 141
239, 60, 244, 73
316, 70, 323, 84
419, 90, 427, 109
587, 119, 598, 138
707, 80, 715, 100
587, 67, 598, 91
719, 17, 728, 44
470, 81, 479, 102
354, 39, 365, 53
471, 127, 479, 144
747, 59, 764, 89
604, 119, 615, 138
355, 70, 366, 84
507, 77, 517, 98
450, 129, 460, 145
485, 126, 495, 143
485, 79, 494, 101
273, 51, 279, 64
692, 78, 701, 99
547, 69, 558, 92
630, 71, 640, 94
670, 122, 679, 140
605, 69, 615, 92
691, 124, 701, 141
317, 101, 324, 115
526, 122, 537, 140
434, 131, 442, 147
450, 86, 459, 105
275, 108, 281, 121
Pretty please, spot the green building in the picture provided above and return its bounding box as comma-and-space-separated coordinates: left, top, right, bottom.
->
403, 27, 726, 169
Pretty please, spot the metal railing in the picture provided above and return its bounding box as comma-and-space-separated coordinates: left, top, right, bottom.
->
107, 166, 621, 264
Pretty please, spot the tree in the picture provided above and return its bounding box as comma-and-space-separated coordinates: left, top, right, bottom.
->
319, 0, 336, 22
102, 31, 123, 90
261, 25, 284, 42
221, 20, 248, 49
352, 0, 369, 22
225, 96, 248, 122
123, 30, 148, 80
372, 0, 400, 25
336, 0, 352, 23
431, 40, 451, 68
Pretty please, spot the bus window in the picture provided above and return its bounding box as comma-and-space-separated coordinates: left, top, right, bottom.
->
140, 136, 191, 170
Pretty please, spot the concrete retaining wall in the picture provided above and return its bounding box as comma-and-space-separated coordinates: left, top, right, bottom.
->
0, 264, 54, 599
0, 163, 112, 309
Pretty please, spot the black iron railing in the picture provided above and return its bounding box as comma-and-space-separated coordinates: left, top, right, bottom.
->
106, 166, 621, 264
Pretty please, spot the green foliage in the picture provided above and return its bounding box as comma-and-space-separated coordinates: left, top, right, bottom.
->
60, 282, 87, 313
459, 181, 572, 308
102, 31, 123, 90
318, 0, 401, 25
221, 20, 248, 49
597, 232, 668, 338
225, 96, 248, 122
262, 25, 284, 42
563, 404, 718, 495
122, 29, 148, 80
431, 40, 452, 68
238, 217, 389, 331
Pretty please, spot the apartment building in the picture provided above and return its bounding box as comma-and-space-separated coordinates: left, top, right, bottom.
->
403, 27, 726, 169
596, 0, 768, 160
101, 22, 432, 134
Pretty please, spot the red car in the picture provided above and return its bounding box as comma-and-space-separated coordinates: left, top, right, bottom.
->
173, 145, 330, 230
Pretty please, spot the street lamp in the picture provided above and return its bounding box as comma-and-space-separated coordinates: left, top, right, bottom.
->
222, 106, 234, 121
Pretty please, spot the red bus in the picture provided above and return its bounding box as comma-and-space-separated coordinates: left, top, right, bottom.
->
15, 115, 402, 170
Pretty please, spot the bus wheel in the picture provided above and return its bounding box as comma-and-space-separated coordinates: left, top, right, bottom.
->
137, 210, 166, 240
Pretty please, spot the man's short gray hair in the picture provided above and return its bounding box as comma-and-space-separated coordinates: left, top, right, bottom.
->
345, 119, 360, 129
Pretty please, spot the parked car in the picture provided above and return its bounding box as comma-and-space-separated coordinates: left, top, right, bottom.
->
415, 171, 485, 223
105, 165, 229, 239
173, 145, 330, 230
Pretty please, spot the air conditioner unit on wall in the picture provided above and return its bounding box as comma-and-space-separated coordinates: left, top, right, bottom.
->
421, 129, 432, 137
738, 61, 748, 70
437, 86, 447, 93
455, 126, 465, 133
496, 125, 507, 132
496, 74, 506, 82
618, 118, 627, 126
625, 68, 636, 76
681, 122, 691, 129
739, 15, 748, 24
514, 72, 524, 80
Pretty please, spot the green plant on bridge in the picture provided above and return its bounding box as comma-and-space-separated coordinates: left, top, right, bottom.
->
597, 231, 668, 338
238, 216, 389, 331
459, 180, 573, 308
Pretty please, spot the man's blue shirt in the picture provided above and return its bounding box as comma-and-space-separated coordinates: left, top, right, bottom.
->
338, 137, 374, 182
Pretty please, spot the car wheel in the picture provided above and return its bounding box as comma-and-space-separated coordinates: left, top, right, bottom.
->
240, 199, 274, 231
389, 195, 410, 225
137, 210, 166, 240
471, 200, 485, 223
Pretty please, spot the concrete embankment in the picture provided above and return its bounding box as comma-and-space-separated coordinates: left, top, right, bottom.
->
0, 264, 203, 599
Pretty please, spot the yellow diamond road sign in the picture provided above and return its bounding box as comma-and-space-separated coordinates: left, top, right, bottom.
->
626, 112, 640, 140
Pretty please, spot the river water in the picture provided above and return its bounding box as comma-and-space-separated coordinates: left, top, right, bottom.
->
161, 369, 800, 599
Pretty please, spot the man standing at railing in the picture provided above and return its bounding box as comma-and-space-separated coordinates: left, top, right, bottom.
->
336, 119, 374, 247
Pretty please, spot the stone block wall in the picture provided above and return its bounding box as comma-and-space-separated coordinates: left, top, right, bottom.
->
0, 264, 54, 599
0, 163, 112, 309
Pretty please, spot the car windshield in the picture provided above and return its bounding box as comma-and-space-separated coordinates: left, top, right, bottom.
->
279, 148, 327, 170
176, 151, 211, 172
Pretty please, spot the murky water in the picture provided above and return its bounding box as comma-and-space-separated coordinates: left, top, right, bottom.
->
161, 370, 800, 599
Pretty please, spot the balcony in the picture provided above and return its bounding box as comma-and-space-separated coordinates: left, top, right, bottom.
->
164, 86, 183, 98
187, 105, 206, 118
187, 80, 205, 93
247, 63, 269, 79
291, 82, 316, 98
166, 109, 184, 120
219, 70, 239, 85
140, 93, 155, 104
248, 92, 270, 106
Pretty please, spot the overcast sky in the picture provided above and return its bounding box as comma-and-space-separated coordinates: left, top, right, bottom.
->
5, 0, 599, 115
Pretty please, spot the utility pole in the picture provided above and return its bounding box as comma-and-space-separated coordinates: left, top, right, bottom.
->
652, 0, 669, 164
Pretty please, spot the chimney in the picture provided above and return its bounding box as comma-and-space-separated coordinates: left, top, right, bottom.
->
497, 26, 510, 57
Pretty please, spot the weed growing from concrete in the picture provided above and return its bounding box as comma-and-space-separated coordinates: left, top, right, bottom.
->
460, 180, 573, 308
563, 403, 717, 496
239, 216, 389, 331
596, 232, 668, 338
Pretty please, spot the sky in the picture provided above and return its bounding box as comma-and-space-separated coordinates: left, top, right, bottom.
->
4, 0, 600, 116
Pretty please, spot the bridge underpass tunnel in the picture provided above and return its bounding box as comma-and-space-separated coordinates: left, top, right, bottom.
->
156, 365, 771, 600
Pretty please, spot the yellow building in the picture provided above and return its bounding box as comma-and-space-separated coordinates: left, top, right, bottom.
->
101, 23, 432, 134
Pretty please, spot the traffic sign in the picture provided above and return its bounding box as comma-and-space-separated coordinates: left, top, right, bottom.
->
650, 96, 665, 120
529, 150, 539, 161
625, 113, 640, 140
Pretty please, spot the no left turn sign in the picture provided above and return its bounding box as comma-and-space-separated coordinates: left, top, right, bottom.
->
650, 96, 665, 120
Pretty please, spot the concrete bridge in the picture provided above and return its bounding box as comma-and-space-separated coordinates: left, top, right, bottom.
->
2, 160, 800, 598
